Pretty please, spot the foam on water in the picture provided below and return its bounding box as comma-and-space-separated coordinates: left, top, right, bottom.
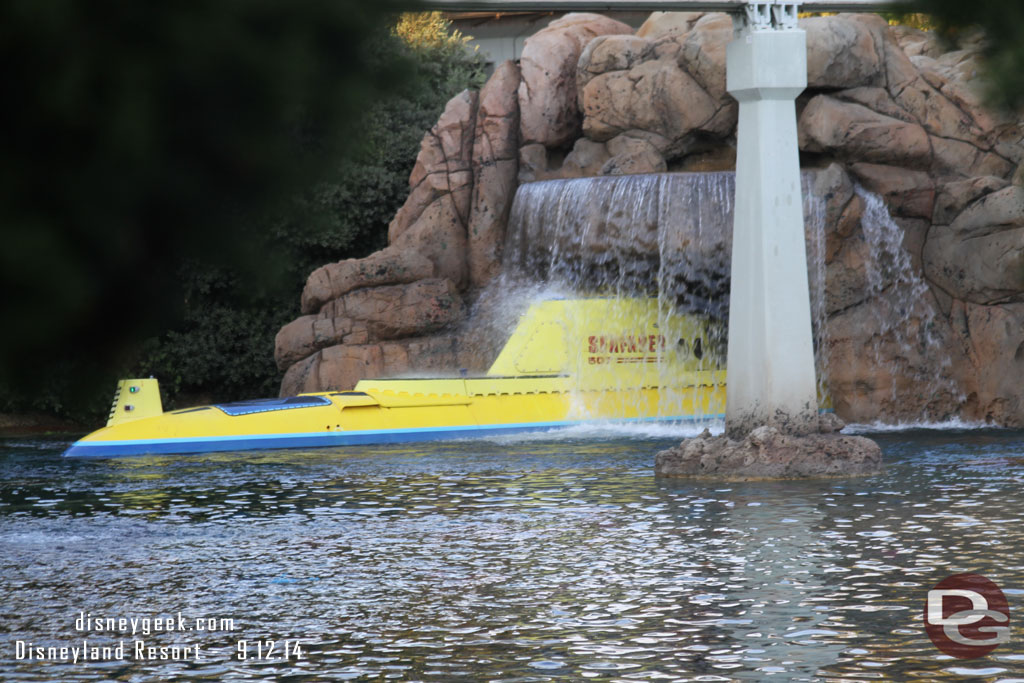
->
0, 439, 75, 450
843, 417, 994, 434
488, 417, 1001, 441
477, 419, 725, 445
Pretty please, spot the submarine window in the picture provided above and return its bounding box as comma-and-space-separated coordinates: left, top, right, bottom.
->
693, 337, 703, 360
677, 338, 690, 357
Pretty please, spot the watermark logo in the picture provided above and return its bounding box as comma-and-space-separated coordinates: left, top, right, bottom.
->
925, 573, 1010, 658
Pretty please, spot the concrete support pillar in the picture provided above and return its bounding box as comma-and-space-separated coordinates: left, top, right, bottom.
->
724, 6, 817, 438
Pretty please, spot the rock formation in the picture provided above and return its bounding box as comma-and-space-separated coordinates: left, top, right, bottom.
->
654, 415, 882, 480
275, 12, 1024, 428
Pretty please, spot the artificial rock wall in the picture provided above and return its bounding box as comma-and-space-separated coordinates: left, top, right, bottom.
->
275, 11, 1024, 426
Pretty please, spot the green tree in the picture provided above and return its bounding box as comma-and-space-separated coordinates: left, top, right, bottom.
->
0, 4, 485, 421
909, 0, 1024, 111
133, 12, 486, 413
0, 0, 415, 415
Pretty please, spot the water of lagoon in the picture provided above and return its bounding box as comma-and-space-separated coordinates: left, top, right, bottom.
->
2, 425, 1023, 682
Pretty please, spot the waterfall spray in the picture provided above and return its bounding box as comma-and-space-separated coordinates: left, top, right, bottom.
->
856, 186, 964, 420
491, 171, 834, 421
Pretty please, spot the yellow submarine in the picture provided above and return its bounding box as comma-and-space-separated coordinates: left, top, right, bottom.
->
63, 298, 727, 457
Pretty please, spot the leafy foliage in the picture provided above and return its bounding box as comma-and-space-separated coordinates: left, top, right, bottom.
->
132, 13, 486, 416
908, 0, 1024, 111
0, 0, 410, 417
879, 13, 935, 30
1, 7, 486, 423
136, 293, 291, 407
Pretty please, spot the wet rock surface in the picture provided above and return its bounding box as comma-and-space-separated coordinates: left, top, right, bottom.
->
655, 416, 882, 480
275, 11, 1024, 427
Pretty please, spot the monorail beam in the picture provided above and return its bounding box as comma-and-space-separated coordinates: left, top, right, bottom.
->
422, 0, 904, 13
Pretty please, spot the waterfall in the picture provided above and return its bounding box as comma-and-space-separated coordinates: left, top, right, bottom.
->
504, 173, 733, 317
462, 171, 964, 425
803, 182, 831, 406
483, 171, 832, 415
856, 186, 963, 419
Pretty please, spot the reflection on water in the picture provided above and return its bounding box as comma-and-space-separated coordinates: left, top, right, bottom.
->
2, 428, 1024, 681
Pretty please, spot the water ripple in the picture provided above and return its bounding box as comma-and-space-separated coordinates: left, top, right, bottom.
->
1, 430, 1024, 680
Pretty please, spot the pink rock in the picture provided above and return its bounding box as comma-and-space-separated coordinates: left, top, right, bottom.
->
394, 90, 478, 243
279, 280, 465, 372
392, 195, 468, 289
518, 13, 633, 148
601, 134, 666, 175
959, 303, 1024, 425
468, 61, 521, 288
678, 14, 733, 101
300, 247, 436, 315
635, 11, 703, 40
849, 162, 935, 219
802, 15, 884, 89
799, 95, 931, 168
825, 296, 965, 422
560, 138, 611, 177
924, 186, 1024, 304
582, 57, 719, 146
321, 278, 466, 339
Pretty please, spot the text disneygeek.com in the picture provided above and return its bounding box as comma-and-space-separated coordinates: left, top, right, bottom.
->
13, 612, 305, 663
